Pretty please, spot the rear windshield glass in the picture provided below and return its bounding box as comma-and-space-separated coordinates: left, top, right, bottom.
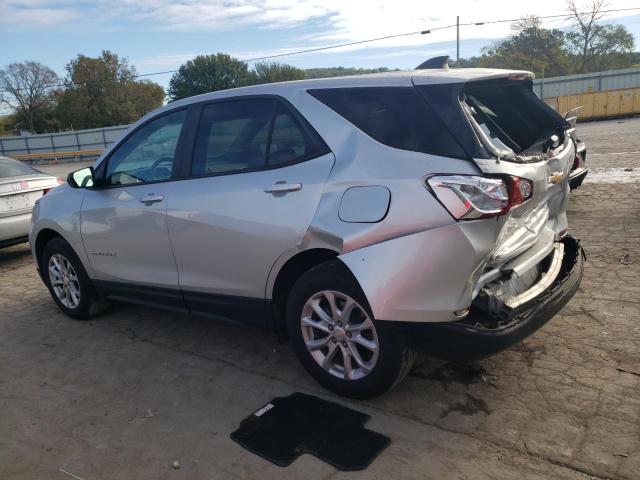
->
463, 80, 568, 154
0, 158, 39, 178
309, 87, 467, 158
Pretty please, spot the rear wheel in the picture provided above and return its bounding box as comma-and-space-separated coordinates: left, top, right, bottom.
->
42, 237, 107, 319
287, 260, 415, 399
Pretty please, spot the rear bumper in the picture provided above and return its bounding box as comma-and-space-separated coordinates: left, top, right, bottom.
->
0, 212, 31, 246
0, 235, 29, 249
402, 236, 584, 361
569, 167, 588, 190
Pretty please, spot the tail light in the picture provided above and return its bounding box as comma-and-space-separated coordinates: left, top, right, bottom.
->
427, 175, 533, 220
43, 178, 65, 196
572, 153, 583, 170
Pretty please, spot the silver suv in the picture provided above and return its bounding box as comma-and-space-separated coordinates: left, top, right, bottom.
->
31, 66, 584, 398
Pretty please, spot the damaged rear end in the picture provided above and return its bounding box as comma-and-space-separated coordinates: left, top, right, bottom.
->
406, 236, 583, 361
409, 72, 584, 360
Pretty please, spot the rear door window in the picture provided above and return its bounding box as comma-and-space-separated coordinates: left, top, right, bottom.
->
309, 87, 467, 158
191, 98, 329, 175
192, 99, 274, 175
268, 103, 326, 166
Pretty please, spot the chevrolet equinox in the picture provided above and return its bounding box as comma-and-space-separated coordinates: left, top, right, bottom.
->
31, 64, 584, 398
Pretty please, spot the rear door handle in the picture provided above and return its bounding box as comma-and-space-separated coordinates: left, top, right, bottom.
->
264, 182, 302, 195
139, 193, 164, 205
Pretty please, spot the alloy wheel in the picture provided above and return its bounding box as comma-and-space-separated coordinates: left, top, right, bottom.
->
48, 254, 81, 309
300, 290, 379, 380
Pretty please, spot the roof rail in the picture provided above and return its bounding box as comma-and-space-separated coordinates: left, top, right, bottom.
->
415, 56, 450, 70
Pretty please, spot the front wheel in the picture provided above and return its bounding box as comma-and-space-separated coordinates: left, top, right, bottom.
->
287, 260, 415, 399
42, 237, 107, 320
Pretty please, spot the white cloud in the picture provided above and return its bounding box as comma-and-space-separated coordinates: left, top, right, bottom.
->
99, 0, 336, 30
0, 3, 78, 26
3, 0, 639, 49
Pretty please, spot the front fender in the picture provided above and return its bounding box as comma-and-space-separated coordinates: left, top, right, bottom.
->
30, 185, 92, 278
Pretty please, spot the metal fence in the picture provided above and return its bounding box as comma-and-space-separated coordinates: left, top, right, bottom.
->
0, 125, 130, 164
533, 67, 640, 99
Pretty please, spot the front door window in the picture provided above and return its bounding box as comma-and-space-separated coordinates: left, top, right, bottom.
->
105, 109, 187, 186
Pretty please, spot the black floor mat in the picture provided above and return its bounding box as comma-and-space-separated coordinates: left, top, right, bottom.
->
230, 392, 390, 470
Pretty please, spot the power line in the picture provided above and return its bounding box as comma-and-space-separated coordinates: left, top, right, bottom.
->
1, 6, 639, 95
457, 6, 640, 28
238, 7, 640, 63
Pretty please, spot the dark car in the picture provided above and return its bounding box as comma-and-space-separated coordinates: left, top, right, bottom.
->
563, 107, 588, 190
570, 138, 588, 190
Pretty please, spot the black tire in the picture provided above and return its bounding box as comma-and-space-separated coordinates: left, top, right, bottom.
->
286, 260, 415, 399
42, 237, 107, 320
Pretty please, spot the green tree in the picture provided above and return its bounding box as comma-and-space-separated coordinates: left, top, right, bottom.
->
0, 61, 60, 134
450, 57, 482, 68
0, 114, 18, 136
251, 62, 305, 84
478, 16, 571, 77
566, 0, 635, 73
57, 51, 164, 129
168, 53, 251, 101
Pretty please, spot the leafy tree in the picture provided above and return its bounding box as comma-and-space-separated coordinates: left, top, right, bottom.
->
57, 51, 164, 129
251, 62, 304, 84
0, 114, 18, 136
566, 0, 635, 73
0, 61, 60, 134
450, 57, 482, 68
168, 54, 251, 101
477, 16, 571, 77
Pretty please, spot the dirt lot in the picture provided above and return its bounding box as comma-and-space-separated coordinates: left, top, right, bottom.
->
1, 118, 639, 480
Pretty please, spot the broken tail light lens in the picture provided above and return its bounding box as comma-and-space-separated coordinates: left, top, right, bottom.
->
427, 175, 533, 220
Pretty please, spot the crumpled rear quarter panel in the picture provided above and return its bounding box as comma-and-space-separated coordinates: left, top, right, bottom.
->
339, 220, 498, 323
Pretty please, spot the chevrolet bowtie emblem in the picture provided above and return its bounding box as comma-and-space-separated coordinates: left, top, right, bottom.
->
549, 172, 563, 184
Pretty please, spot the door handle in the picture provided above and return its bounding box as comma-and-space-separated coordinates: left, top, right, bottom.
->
264, 182, 302, 195
139, 193, 164, 205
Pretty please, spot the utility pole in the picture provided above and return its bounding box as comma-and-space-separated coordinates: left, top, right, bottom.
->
456, 16, 460, 65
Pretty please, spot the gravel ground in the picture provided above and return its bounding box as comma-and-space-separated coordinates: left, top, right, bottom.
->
0, 118, 638, 480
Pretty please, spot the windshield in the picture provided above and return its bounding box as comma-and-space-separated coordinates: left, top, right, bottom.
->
0, 157, 40, 178
463, 80, 569, 155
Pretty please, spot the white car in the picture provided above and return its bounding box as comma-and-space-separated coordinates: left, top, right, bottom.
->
0, 156, 61, 248
31, 64, 583, 398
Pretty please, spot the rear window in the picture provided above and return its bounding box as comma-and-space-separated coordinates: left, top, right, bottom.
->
309, 87, 467, 158
0, 158, 39, 178
463, 80, 568, 154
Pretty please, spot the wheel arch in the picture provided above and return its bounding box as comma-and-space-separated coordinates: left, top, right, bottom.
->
34, 228, 64, 272
270, 248, 341, 335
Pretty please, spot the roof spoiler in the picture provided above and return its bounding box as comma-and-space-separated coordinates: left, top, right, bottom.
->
415, 55, 450, 70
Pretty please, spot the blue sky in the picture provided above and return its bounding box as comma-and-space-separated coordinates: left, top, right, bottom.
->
1, 1, 639, 90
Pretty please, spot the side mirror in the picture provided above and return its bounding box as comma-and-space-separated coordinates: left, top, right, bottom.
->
67, 166, 95, 189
